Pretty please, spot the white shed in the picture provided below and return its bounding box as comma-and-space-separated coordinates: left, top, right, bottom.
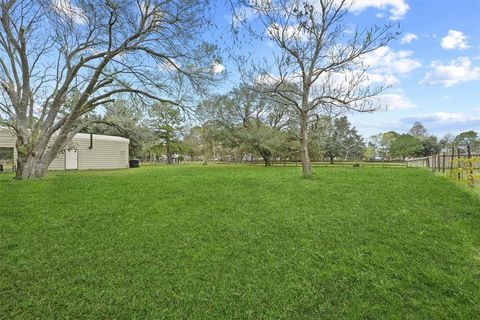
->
0, 128, 129, 171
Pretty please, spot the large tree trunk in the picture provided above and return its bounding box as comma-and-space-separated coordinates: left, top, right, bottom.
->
166, 141, 173, 164
14, 131, 52, 180
15, 156, 50, 180
262, 154, 272, 166
259, 148, 273, 166
300, 115, 312, 177
329, 156, 334, 164
264, 156, 272, 166
14, 126, 71, 180
15, 139, 54, 180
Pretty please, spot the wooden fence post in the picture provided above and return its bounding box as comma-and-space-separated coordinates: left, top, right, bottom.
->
437, 153, 441, 172
442, 152, 446, 173
467, 143, 474, 187
450, 147, 455, 171
457, 148, 461, 181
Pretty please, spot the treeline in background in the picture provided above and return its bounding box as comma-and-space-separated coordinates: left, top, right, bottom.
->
84, 87, 479, 166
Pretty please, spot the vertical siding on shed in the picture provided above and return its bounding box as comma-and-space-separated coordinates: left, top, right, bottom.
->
0, 129, 15, 147
1, 129, 129, 171
0, 128, 17, 164
76, 137, 129, 170
49, 151, 66, 170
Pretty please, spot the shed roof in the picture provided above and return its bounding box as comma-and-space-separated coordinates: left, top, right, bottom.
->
0, 127, 129, 143
74, 133, 130, 143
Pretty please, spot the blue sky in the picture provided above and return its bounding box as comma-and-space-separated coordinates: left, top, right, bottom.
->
208, 0, 480, 138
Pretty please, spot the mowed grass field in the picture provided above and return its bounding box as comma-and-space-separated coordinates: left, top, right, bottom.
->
1, 166, 479, 319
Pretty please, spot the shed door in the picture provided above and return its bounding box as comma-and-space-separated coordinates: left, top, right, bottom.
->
65, 149, 78, 170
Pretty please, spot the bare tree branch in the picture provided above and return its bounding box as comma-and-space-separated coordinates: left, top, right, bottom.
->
0, 0, 220, 179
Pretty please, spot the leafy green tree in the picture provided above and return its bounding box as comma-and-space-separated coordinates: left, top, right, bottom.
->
419, 135, 441, 156
314, 116, 365, 163
148, 104, 183, 164
198, 120, 235, 163
238, 121, 290, 165
183, 126, 204, 161
198, 86, 289, 166
369, 131, 399, 159
406, 122, 439, 156
390, 134, 422, 159
335, 118, 365, 161
454, 131, 479, 152
363, 145, 376, 160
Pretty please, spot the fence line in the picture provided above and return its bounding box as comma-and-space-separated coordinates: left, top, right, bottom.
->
405, 145, 480, 188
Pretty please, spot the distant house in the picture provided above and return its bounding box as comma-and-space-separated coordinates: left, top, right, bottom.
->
0, 128, 129, 171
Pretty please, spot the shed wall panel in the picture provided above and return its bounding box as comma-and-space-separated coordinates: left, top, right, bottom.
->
75, 138, 129, 170
1, 129, 129, 171
0, 129, 15, 147
49, 152, 66, 170
0, 129, 17, 164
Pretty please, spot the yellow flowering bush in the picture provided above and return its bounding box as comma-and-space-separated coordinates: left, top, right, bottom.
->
449, 156, 480, 187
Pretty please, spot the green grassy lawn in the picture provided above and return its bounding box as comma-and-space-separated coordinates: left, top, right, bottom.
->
1, 166, 479, 319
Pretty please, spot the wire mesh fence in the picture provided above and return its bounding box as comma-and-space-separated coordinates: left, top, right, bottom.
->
406, 144, 480, 188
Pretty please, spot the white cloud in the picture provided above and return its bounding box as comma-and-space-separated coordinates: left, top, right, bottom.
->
350, 0, 410, 20
394, 58, 422, 74
429, 112, 480, 123
401, 33, 418, 44
355, 109, 480, 136
399, 111, 480, 134
52, 0, 86, 24
365, 73, 400, 86
212, 61, 225, 73
363, 47, 422, 74
441, 30, 470, 50
402, 112, 480, 125
420, 57, 480, 87
378, 93, 417, 110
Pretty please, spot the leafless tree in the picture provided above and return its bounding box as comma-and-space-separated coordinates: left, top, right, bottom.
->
0, 0, 221, 179
233, 0, 399, 177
